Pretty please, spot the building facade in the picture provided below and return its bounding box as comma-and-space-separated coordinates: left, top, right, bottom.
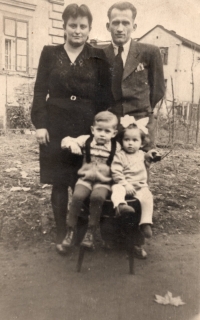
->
0, 0, 65, 129
138, 25, 200, 116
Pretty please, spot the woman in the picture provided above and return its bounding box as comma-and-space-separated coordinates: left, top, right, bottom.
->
31, 4, 113, 253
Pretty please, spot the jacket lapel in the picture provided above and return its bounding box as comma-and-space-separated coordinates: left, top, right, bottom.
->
104, 44, 115, 67
123, 40, 140, 80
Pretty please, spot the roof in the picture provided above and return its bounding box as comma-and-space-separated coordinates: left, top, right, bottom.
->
90, 40, 111, 49
138, 25, 200, 52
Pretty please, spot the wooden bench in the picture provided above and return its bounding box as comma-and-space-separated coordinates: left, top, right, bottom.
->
76, 197, 142, 274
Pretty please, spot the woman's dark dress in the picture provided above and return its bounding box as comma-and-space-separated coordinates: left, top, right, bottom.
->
31, 43, 112, 186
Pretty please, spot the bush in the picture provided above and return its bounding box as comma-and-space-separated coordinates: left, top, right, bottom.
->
7, 106, 32, 129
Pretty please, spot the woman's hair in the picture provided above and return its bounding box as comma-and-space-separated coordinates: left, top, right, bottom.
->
62, 4, 93, 28
117, 123, 149, 147
107, 2, 137, 20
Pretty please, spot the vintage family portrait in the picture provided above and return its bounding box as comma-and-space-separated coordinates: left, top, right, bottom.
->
0, 0, 199, 319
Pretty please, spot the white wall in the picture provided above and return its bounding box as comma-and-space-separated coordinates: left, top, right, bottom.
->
139, 26, 200, 108
33, 0, 53, 70
178, 46, 200, 104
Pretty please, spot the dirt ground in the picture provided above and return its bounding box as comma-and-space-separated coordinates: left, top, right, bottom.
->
0, 134, 200, 320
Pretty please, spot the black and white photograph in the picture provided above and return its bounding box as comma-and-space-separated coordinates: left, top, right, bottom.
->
0, 0, 199, 319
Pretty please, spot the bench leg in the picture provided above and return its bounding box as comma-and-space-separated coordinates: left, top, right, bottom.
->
128, 247, 135, 275
76, 246, 85, 272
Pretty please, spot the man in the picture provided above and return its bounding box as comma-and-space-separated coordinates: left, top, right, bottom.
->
104, 2, 165, 258
104, 1, 165, 150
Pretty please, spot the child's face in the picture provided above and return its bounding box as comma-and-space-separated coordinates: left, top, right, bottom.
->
122, 128, 142, 153
91, 121, 117, 145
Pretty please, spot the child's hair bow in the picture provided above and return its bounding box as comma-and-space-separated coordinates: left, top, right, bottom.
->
120, 115, 149, 134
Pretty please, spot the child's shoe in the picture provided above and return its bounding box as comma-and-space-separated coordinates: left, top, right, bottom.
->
81, 227, 94, 248
62, 228, 75, 247
56, 244, 67, 255
115, 204, 135, 216
134, 245, 147, 259
140, 224, 152, 239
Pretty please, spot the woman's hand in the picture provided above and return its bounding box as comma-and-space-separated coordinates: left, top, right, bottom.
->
125, 183, 136, 196
36, 129, 50, 146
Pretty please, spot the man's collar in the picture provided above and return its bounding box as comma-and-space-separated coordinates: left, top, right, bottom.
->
112, 38, 132, 52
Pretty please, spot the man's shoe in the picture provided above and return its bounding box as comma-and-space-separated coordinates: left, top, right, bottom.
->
116, 204, 135, 216
62, 228, 75, 247
81, 228, 94, 248
134, 245, 147, 259
140, 224, 152, 239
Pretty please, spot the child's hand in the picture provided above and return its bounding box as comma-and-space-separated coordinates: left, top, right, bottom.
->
61, 137, 70, 149
61, 138, 82, 155
125, 184, 136, 196
69, 142, 82, 155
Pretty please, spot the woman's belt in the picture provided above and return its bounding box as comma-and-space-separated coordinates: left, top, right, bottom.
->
47, 95, 92, 105
47, 97, 93, 110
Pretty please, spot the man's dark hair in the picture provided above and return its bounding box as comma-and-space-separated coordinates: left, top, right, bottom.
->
107, 2, 137, 20
62, 3, 93, 28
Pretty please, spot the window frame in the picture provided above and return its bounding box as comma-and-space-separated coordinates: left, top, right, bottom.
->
5, 38, 12, 70
3, 16, 29, 73
160, 47, 168, 66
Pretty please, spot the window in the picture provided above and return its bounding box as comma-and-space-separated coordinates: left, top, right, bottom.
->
5, 39, 11, 69
4, 18, 28, 72
160, 47, 168, 65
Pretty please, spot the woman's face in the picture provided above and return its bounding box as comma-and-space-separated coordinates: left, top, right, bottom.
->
64, 15, 91, 47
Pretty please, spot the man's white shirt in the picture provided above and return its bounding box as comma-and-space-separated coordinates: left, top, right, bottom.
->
112, 38, 132, 67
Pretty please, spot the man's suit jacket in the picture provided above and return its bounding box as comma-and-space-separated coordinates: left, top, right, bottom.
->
104, 39, 165, 118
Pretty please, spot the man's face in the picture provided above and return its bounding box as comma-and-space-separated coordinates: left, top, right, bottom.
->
107, 9, 136, 46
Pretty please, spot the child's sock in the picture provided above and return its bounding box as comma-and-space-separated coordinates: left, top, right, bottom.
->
140, 224, 152, 239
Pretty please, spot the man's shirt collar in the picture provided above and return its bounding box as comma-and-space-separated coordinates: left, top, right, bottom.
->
112, 39, 131, 52
112, 38, 132, 66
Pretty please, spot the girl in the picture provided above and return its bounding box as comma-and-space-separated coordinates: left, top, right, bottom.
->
111, 115, 157, 239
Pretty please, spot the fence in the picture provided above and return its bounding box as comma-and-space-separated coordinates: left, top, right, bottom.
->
155, 98, 200, 146
1, 73, 200, 146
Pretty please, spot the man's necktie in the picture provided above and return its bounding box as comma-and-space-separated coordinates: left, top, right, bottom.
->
112, 46, 124, 101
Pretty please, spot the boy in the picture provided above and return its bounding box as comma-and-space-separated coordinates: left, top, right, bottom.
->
61, 111, 120, 248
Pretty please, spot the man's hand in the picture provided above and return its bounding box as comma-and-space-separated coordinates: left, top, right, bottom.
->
36, 129, 49, 146
125, 183, 136, 197
146, 149, 161, 162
